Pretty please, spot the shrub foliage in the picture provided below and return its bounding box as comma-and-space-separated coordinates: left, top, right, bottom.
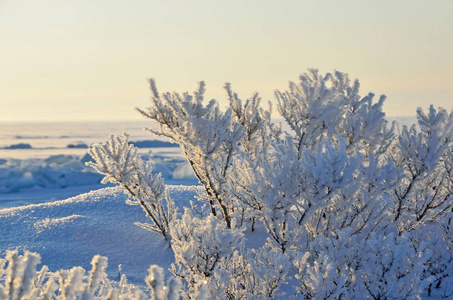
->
86, 69, 453, 299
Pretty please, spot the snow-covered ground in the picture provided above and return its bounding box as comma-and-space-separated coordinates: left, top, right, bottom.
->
0, 121, 201, 285
0, 185, 201, 285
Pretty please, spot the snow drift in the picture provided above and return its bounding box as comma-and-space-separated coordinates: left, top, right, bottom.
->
0, 186, 201, 284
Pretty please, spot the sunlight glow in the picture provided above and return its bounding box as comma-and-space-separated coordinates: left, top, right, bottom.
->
0, 0, 451, 122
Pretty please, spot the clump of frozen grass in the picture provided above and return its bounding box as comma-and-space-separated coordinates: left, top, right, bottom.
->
0, 250, 186, 300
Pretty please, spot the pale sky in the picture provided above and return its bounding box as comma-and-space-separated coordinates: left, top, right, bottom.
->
0, 0, 452, 122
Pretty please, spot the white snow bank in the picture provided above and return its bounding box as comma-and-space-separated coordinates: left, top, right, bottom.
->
0, 185, 201, 284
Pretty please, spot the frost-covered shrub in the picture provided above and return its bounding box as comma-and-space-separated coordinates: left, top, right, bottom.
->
88, 134, 176, 244
169, 209, 244, 297
295, 229, 429, 299
391, 106, 453, 231
0, 250, 184, 300
89, 69, 453, 298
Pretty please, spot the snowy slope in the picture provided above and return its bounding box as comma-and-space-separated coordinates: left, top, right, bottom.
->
0, 185, 201, 285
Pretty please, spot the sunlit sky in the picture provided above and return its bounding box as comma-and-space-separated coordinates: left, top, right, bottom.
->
1, 0, 452, 122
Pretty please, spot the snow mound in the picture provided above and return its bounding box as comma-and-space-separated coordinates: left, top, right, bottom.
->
0, 185, 201, 284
